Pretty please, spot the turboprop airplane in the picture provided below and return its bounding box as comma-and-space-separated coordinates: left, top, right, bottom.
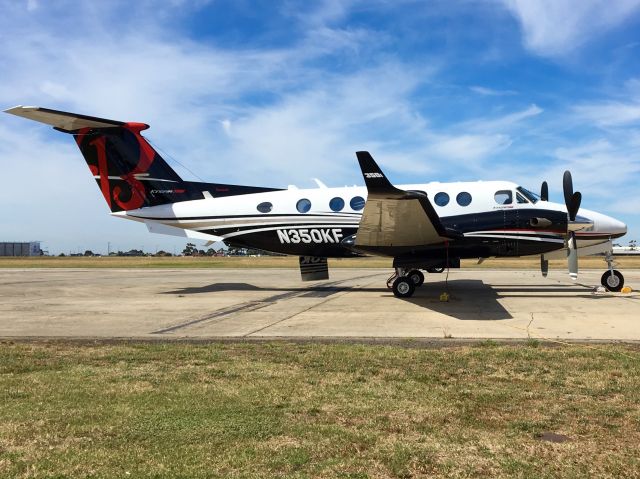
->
5, 106, 628, 297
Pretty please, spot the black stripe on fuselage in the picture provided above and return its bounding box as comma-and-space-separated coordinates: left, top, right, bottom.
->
136, 207, 572, 258
129, 212, 362, 221
131, 207, 567, 232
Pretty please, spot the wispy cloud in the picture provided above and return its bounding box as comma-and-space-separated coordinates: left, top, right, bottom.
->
459, 104, 543, 132
469, 86, 517, 96
574, 101, 640, 127
500, 0, 640, 56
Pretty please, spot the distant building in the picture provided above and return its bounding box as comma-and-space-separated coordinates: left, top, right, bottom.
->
0, 242, 42, 256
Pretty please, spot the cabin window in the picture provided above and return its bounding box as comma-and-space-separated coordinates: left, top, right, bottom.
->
456, 192, 472, 207
434, 192, 449, 207
494, 190, 512, 205
329, 197, 345, 212
256, 202, 272, 213
296, 198, 312, 213
350, 196, 365, 211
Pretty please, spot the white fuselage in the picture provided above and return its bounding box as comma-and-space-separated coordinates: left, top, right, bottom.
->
118, 180, 626, 256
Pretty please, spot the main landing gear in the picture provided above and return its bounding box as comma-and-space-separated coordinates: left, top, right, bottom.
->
387, 268, 428, 298
601, 251, 625, 292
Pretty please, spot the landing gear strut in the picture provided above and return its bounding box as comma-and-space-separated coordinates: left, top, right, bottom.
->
601, 251, 624, 292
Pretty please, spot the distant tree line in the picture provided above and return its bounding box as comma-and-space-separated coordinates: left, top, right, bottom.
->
55, 242, 282, 257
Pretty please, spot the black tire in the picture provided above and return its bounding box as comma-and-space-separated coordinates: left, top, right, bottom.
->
426, 267, 445, 274
601, 270, 624, 292
408, 269, 425, 287
392, 276, 416, 298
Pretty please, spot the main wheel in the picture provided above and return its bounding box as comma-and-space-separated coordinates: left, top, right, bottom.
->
408, 269, 425, 287
392, 276, 416, 298
601, 270, 624, 292
427, 267, 445, 273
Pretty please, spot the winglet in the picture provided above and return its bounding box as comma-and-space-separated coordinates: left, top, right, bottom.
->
356, 151, 406, 197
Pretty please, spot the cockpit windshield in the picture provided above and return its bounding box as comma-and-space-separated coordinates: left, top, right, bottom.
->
516, 186, 539, 204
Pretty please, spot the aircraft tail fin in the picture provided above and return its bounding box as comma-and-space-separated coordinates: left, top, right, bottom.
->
5, 106, 282, 212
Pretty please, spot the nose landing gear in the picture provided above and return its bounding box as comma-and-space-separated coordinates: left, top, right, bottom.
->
601, 251, 624, 292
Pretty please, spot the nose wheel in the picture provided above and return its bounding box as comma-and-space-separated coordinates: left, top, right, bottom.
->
601, 270, 624, 292
601, 251, 624, 292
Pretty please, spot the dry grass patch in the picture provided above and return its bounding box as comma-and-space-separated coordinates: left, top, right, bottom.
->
2, 255, 640, 270
0, 342, 639, 478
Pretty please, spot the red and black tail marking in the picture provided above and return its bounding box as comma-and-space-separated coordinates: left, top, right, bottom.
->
73, 123, 283, 212
74, 122, 186, 212
4, 106, 282, 213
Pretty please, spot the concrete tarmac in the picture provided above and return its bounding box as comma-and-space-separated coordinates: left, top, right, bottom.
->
1, 268, 639, 341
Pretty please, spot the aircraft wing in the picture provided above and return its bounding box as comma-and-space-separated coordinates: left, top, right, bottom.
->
354, 152, 453, 248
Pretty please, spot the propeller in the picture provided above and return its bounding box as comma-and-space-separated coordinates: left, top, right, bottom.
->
539, 171, 584, 279
540, 181, 548, 201
562, 170, 582, 280
563, 171, 582, 221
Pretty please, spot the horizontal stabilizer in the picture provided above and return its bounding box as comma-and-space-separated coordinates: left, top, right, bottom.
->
4, 105, 127, 131
145, 222, 223, 242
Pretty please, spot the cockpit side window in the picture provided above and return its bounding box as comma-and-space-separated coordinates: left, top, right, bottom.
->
494, 190, 512, 205
516, 192, 528, 204
516, 186, 539, 204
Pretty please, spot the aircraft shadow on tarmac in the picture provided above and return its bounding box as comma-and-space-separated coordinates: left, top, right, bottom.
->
161, 279, 606, 321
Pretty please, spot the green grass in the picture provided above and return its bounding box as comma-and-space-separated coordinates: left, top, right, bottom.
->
1, 342, 639, 478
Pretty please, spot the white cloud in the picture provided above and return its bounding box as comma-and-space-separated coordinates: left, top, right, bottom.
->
469, 86, 517, 96
501, 0, 640, 56
548, 139, 640, 201
460, 104, 543, 132
430, 134, 512, 162
574, 101, 640, 126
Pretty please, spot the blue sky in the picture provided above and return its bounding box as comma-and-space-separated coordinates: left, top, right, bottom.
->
1, 0, 639, 254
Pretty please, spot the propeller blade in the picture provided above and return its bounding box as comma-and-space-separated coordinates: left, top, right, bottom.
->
568, 192, 582, 221
540, 181, 549, 201
541, 255, 549, 277
563, 170, 573, 207
563, 171, 583, 221
567, 231, 578, 280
